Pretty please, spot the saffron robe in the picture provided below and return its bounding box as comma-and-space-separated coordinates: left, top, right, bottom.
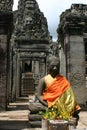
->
43, 74, 80, 116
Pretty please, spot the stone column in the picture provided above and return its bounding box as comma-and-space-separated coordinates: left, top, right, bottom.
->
0, 2, 13, 109
16, 52, 21, 98
12, 50, 17, 101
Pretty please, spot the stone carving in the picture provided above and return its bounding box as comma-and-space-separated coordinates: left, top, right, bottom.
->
0, 0, 13, 11
60, 4, 87, 19
58, 4, 87, 39
49, 42, 59, 56
69, 72, 85, 86
14, 0, 49, 40
71, 4, 87, 16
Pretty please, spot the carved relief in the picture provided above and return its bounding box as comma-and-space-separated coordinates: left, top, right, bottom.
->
0, 0, 13, 11
71, 4, 87, 16
14, 0, 49, 39
70, 72, 85, 86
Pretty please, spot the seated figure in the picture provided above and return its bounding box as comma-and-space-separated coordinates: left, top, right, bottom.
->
37, 56, 81, 125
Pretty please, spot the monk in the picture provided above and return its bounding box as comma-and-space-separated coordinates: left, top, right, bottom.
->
37, 56, 81, 124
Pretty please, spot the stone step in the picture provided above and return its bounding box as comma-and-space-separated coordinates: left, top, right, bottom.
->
29, 113, 42, 121
0, 110, 29, 121
0, 120, 29, 130
29, 121, 41, 128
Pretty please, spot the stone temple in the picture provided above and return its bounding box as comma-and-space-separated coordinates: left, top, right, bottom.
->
0, 0, 87, 111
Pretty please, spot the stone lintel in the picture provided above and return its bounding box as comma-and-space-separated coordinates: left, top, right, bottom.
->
59, 15, 87, 35
58, 3, 87, 36
20, 54, 46, 59
15, 39, 50, 45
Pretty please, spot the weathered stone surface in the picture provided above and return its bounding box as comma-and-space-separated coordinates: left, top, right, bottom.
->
0, 0, 13, 11
0, 9, 13, 110
29, 121, 41, 128
10, 0, 52, 101
13, 0, 50, 40
58, 4, 87, 36
29, 114, 42, 121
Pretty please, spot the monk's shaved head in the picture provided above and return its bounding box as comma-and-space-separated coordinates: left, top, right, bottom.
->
48, 56, 60, 77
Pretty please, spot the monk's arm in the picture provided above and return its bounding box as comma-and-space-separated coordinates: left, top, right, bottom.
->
37, 78, 48, 107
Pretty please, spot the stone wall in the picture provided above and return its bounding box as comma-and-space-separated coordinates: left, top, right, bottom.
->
10, 0, 52, 100
0, 35, 7, 110
0, 0, 13, 110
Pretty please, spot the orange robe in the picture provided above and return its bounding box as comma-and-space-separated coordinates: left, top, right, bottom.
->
43, 74, 80, 116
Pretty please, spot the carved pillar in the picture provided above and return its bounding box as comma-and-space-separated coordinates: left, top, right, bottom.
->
16, 52, 20, 98
11, 50, 17, 101
0, 1, 13, 110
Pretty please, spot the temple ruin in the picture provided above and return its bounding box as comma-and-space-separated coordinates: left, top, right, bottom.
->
0, 0, 87, 111
10, 0, 51, 101
0, 0, 59, 110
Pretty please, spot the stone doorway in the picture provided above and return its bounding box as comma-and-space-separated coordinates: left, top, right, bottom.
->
20, 58, 46, 97
21, 60, 35, 96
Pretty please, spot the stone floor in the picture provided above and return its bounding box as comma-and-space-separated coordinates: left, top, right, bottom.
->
0, 97, 87, 130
